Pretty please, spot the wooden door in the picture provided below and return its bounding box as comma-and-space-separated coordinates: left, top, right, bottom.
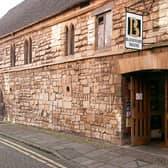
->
131, 77, 150, 145
165, 76, 168, 146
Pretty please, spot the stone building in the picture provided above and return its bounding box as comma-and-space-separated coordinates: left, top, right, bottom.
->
0, 0, 167, 145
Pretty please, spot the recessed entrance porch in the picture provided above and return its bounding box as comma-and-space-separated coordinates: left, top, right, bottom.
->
122, 71, 168, 146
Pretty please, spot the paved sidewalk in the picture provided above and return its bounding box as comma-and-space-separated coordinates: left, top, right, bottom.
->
0, 123, 168, 168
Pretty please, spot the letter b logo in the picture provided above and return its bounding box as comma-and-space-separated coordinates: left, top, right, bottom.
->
129, 17, 141, 37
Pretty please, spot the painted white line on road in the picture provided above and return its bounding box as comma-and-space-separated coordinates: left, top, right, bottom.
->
0, 139, 55, 168
0, 136, 66, 168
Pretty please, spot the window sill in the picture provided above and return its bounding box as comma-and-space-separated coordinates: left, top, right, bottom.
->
94, 47, 112, 57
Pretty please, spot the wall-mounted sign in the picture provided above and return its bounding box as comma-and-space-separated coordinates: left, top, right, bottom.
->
125, 12, 143, 50
136, 93, 143, 100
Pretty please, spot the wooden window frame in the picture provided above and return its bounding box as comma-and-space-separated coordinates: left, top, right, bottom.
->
96, 11, 112, 50
96, 13, 105, 49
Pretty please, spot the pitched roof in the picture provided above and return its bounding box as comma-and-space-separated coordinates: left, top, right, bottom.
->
0, 0, 87, 38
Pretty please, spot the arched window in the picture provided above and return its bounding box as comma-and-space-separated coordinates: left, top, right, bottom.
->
28, 37, 32, 63
24, 37, 32, 64
10, 44, 16, 67
24, 39, 28, 64
70, 24, 75, 55
64, 24, 75, 56
65, 26, 69, 56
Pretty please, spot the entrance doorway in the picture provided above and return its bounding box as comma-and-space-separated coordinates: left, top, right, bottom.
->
122, 71, 168, 146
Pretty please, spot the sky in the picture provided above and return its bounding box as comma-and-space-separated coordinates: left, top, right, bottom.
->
0, 0, 24, 18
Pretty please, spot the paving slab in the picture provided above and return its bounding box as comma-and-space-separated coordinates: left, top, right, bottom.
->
142, 164, 167, 168
120, 160, 151, 168
66, 143, 96, 154
57, 148, 82, 160
87, 162, 106, 168
107, 156, 136, 166
72, 156, 97, 166
98, 164, 119, 168
85, 149, 109, 158
0, 123, 168, 168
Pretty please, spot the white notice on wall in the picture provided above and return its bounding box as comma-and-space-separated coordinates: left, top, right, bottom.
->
136, 93, 143, 100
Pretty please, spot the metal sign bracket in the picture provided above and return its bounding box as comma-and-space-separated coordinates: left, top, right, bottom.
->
126, 0, 155, 16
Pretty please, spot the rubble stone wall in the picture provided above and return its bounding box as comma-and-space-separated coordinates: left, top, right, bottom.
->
0, 0, 166, 143
0, 55, 122, 144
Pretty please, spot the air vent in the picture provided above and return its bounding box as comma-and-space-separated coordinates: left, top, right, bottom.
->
80, 0, 90, 8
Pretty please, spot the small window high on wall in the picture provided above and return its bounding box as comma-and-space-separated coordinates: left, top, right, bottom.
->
64, 24, 75, 56
10, 44, 16, 67
65, 26, 69, 56
24, 39, 28, 64
96, 11, 112, 50
28, 38, 32, 63
70, 24, 75, 55
24, 37, 32, 64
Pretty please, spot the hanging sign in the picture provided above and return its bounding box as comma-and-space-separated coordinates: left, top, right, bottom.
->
125, 12, 143, 50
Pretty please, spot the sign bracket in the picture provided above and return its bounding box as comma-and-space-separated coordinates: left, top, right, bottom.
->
125, 0, 156, 47
126, 0, 155, 16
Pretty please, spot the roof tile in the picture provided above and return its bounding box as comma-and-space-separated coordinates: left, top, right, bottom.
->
0, 0, 87, 37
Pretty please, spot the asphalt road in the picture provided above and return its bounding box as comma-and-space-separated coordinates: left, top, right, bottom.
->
0, 136, 66, 168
